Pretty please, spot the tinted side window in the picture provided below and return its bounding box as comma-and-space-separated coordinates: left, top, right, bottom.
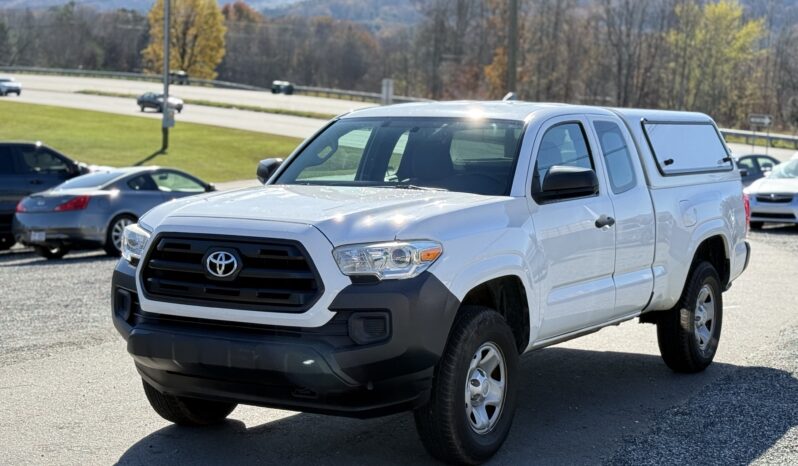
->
0, 146, 16, 175
18, 147, 69, 174
127, 174, 159, 191
643, 122, 731, 174
532, 122, 594, 195
153, 171, 205, 192
594, 121, 636, 194
736, 157, 758, 175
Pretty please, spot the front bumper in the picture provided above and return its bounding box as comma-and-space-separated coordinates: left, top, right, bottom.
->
13, 212, 106, 246
749, 197, 798, 224
112, 259, 461, 418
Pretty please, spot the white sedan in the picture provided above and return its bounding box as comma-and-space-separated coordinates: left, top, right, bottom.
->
745, 158, 798, 229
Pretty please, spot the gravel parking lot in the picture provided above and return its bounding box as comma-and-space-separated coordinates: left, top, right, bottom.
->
1, 226, 797, 465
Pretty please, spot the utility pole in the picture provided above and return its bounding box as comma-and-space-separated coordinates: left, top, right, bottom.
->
161, 0, 172, 153
507, 0, 518, 94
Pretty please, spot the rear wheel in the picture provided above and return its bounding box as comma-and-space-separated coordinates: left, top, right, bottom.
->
0, 234, 15, 251
104, 214, 136, 256
142, 380, 237, 426
33, 243, 70, 260
414, 306, 519, 464
656, 261, 723, 373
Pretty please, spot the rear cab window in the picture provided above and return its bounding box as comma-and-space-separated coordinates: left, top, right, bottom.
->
642, 121, 732, 175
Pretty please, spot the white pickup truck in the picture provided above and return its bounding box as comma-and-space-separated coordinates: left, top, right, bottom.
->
112, 102, 750, 464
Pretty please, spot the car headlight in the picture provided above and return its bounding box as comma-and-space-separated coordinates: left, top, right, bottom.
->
121, 223, 151, 263
333, 240, 443, 280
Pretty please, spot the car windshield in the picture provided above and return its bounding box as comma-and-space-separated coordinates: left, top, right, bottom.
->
274, 117, 524, 195
768, 160, 798, 179
55, 171, 121, 190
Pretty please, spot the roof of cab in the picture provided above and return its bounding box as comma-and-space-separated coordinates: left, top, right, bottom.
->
341, 101, 714, 125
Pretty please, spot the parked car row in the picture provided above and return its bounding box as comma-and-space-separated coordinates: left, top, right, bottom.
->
1, 141, 212, 259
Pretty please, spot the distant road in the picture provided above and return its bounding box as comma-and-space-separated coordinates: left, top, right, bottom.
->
16, 74, 375, 116
13, 89, 327, 139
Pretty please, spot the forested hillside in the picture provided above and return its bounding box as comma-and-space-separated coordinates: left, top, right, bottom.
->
1, 0, 797, 129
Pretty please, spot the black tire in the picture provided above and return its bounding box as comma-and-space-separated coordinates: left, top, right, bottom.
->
656, 261, 723, 373
142, 380, 236, 426
140, 106, 145, 112
0, 234, 14, 251
104, 214, 136, 256
414, 306, 519, 465
750, 221, 763, 230
33, 244, 70, 259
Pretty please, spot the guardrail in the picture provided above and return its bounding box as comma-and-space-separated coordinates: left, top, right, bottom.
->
719, 128, 798, 151
0, 66, 429, 104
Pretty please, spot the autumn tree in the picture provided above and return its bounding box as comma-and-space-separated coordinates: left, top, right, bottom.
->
142, 0, 226, 79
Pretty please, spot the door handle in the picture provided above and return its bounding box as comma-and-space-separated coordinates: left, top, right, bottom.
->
595, 214, 616, 228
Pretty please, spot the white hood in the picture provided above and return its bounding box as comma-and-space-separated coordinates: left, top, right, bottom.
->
746, 177, 798, 195
141, 184, 514, 246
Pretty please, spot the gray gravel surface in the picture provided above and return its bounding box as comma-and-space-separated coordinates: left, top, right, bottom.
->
1, 230, 796, 465
0, 247, 118, 367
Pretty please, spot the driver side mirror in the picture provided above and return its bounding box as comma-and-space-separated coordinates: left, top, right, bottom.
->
537, 165, 599, 203
205, 183, 216, 192
257, 158, 283, 184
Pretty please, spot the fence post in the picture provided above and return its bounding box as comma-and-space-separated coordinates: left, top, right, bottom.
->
381, 79, 394, 106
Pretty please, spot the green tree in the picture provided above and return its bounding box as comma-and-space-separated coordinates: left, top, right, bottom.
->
142, 0, 226, 79
666, 0, 763, 125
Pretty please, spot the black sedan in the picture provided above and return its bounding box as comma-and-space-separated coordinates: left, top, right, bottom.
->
737, 154, 780, 186
137, 92, 184, 113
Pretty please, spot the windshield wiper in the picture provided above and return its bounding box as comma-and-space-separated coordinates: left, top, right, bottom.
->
378, 184, 448, 192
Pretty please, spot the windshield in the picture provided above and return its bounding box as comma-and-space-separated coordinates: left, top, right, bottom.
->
769, 160, 798, 179
274, 117, 525, 195
55, 171, 120, 190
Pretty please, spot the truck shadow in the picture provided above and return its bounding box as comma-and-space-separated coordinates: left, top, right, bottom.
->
116, 348, 797, 465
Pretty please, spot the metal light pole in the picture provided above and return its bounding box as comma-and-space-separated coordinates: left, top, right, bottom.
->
507, 0, 518, 94
161, 0, 172, 152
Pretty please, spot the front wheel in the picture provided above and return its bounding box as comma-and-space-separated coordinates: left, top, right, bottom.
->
414, 306, 519, 464
656, 261, 723, 373
33, 244, 70, 259
142, 380, 236, 426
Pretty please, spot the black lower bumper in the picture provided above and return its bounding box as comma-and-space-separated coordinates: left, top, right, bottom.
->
112, 260, 460, 418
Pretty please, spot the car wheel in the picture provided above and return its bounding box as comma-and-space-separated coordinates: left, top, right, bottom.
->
749, 221, 763, 230
142, 379, 237, 426
33, 244, 70, 260
414, 306, 519, 465
0, 234, 15, 251
104, 214, 136, 256
140, 106, 145, 112
656, 261, 723, 373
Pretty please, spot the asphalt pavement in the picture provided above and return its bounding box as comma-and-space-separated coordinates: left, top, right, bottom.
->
0, 226, 796, 465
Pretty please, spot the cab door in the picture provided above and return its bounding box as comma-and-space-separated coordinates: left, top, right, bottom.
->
527, 116, 617, 340
587, 116, 656, 321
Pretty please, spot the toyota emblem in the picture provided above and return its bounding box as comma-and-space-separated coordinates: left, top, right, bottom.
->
206, 251, 239, 278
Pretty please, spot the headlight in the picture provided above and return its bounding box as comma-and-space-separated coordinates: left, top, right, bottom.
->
121, 223, 151, 263
333, 240, 443, 280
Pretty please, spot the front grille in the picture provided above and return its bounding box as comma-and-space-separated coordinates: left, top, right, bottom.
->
756, 194, 794, 204
751, 212, 796, 220
141, 234, 323, 313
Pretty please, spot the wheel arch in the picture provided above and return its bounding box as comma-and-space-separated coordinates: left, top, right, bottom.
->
459, 275, 530, 354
